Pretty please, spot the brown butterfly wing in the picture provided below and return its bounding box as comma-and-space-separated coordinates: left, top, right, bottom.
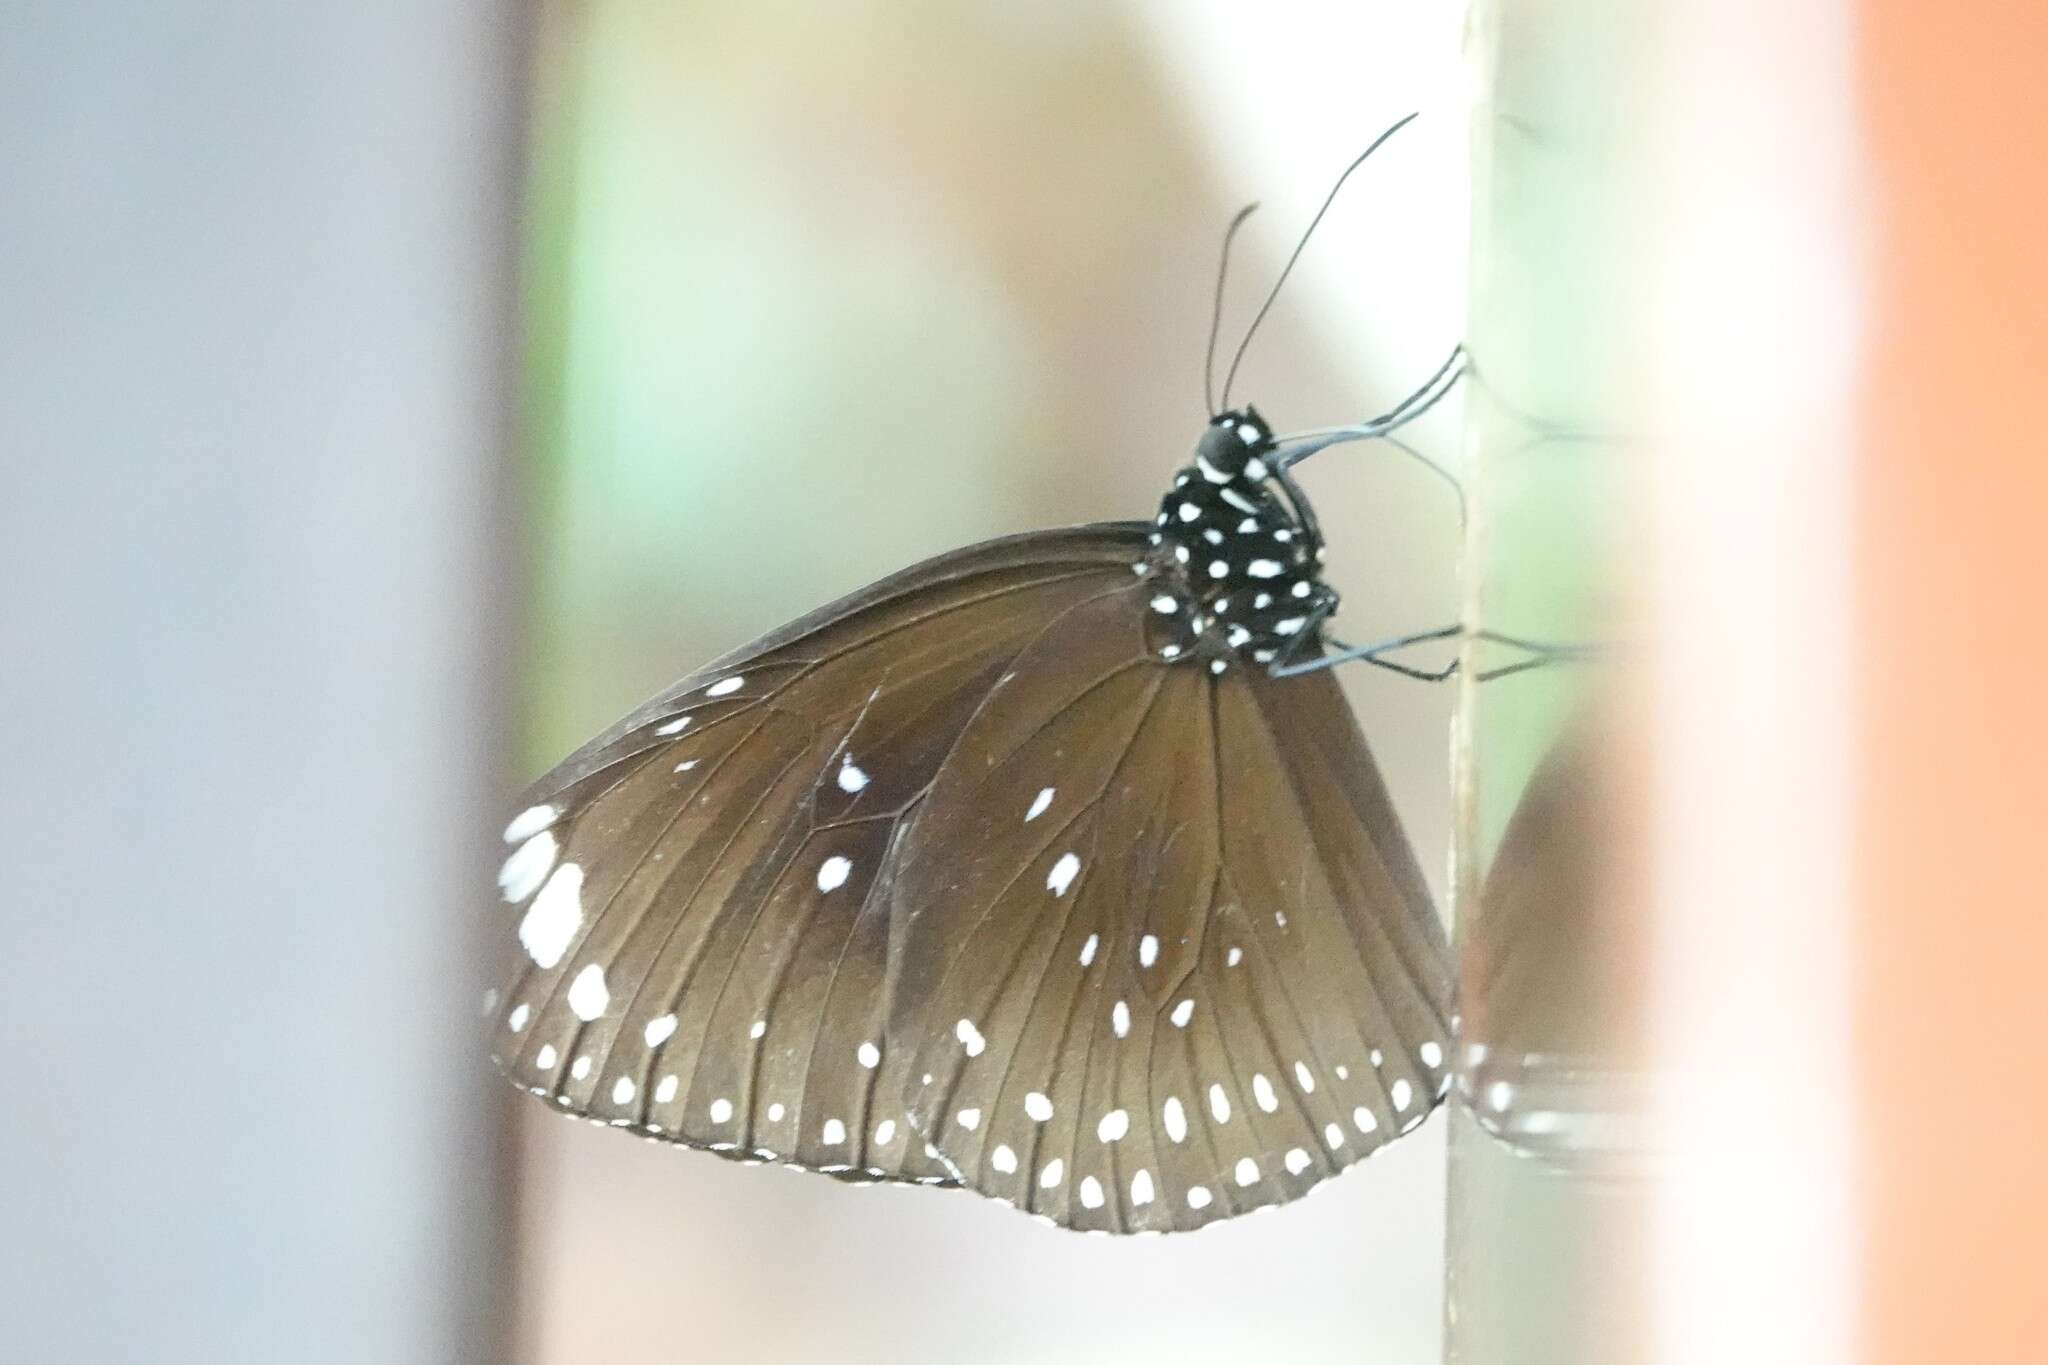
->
488, 527, 1152, 1185
891, 578, 1452, 1231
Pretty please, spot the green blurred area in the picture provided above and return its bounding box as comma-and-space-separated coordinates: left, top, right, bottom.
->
515, 2, 1231, 773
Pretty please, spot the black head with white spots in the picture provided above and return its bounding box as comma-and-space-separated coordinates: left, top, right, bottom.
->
1139, 407, 1338, 671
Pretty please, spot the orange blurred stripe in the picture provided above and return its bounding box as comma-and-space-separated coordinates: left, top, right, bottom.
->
1858, 6, 2048, 1361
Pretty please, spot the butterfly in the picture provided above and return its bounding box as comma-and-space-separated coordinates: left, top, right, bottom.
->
485, 118, 1466, 1234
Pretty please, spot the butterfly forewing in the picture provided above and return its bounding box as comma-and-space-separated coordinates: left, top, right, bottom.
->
892, 580, 1452, 1231
491, 529, 1150, 1184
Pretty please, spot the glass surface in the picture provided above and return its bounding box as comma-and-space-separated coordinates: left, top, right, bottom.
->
1448, 1, 1651, 1360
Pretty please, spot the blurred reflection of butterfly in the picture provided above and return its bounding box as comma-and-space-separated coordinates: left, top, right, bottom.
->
483, 115, 1513, 1233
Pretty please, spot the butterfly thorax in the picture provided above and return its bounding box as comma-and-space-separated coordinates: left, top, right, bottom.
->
1139, 406, 1338, 671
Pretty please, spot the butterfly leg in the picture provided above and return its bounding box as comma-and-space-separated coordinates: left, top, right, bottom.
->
1269, 608, 1464, 683
1467, 630, 1604, 683
1272, 344, 1468, 472
1272, 622, 1599, 685
1368, 342, 1466, 431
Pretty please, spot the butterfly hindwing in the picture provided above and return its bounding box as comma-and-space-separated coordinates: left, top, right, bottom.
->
893, 580, 1452, 1231
489, 528, 1150, 1184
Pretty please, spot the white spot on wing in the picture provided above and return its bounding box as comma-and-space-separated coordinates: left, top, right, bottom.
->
956, 1108, 981, 1130
836, 760, 869, 793
518, 863, 584, 968
1234, 1157, 1260, 1187
1187, 1185, 1213, 1210
1131, 1169, 1155, 1206
1150, 594, 1179, 615
498, 830, 557, 903
1079, 933, 1098, 966
1325, 1121, 1345, 1148
1138, 934, 1159, 967
503, 804, 558, 843
1026, 786, 1055, 821
1247, 558, 1283, 578
570, 1054, 592, 1080
857, 1041, 880, 1069
1421, 1041, 1444, 1068
1170, 998, 1194, 1028
1025, 1091, 1053, 1122
1392, 1078, 1414, 1112
1163, 1097, 1187, 1143
1226, 946, 1243, 967
955, 1018, 986, 1056
655, 1074, 679, 1104
873, 1118, 897, 1145
1354, 1105, 1379, 1134
816, 855, 852, 892
1097, 1108, 1129, 1142
1111, 1000, 1130, 1038
534, 1044, 557, 1070
1209, 1083, 1232, 1123
706, 676, 744, 697
1039, 1158, 1065, 1189
1285, 1147, 1312, 1175
1047, 852, 1081, 896
822, 1117, 846, 1144
1080, 1176, 1105, 1209
1253, 1072, 1278, 1112
612, 1076, 636, 1105
655, 715, 692, 736
643, 1014, 677, 1046
566, 963, 610, 1021
991, 1143, 1018, 1174
1294, 1061, 1316, 1093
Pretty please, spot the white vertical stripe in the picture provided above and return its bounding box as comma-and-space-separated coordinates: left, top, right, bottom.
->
1648, 3, 1860, 1363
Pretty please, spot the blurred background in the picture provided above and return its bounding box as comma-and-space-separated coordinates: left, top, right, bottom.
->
6, 2, 2044, 1364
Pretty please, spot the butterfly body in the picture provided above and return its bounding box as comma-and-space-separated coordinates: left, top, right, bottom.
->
1142, 407, 1339, 671
488, 413, 1452, 1233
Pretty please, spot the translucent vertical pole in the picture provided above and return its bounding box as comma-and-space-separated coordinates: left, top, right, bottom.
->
1445, 1, 1656, 1360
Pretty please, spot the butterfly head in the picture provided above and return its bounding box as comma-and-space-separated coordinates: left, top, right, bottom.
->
1194, 406, 1274, 481
1142, 406, 1338, 671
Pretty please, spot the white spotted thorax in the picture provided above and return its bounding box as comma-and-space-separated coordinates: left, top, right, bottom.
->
1139, 406, 1336, 670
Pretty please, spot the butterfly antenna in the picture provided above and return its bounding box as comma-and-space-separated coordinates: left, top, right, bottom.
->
1205, 202, 1260, 416
1219, 111, 1420, 410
